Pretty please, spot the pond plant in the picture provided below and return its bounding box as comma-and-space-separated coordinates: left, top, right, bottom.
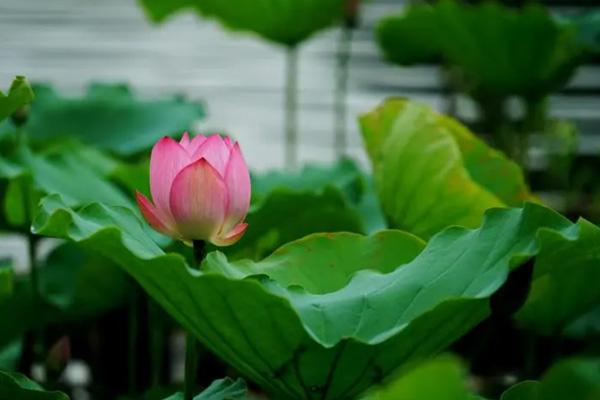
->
1, 0, 600, 398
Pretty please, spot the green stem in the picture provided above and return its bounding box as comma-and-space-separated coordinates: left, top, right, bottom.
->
184, 335, 199, 400
27, 232, 43, 364
184, 240, 206, 400
285, 46, 299, 170
523, 97, 547, 136
21, 164, 44, 371
334, 25, 353, 158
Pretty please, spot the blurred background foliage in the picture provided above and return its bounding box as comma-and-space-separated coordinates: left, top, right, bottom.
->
1, 0, 600, 399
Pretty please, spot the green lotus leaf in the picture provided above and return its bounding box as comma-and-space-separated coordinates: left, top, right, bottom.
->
0, 76, 34, 122
163, 377, 247, 400
500, 381, 540, 400
359, 355, 472, 400
359, 98, 534, 238
226, 159, 384, 259
0, 370, 69, 399
563, 304, 600, 339
516, 219, 600, 334
139, 0, 345, 46
538, 358, 600, 400
377, 0, 583, 97
500, 358, 600, 400
0, 83, 203, 155
39, 243, 129, 316
138, 0, 193, 23
32, 190, 600, 399
224, 187, 365, 261
566, 10, 600, 55
376, 5, 441, 65
0, 142, 132, 228
251, 159, 364, 204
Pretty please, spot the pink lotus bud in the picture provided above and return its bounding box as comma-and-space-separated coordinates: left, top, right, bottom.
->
136, 133, 250, 246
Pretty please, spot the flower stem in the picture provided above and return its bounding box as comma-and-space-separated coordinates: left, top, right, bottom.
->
334, 24, 353, 158
27, 231, 43, 364
22, 169, 44, 373
184, 240, 206, 400
285, 45, 299, 170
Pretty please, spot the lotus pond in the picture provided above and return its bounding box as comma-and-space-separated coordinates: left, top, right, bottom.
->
1, 0, 600, 399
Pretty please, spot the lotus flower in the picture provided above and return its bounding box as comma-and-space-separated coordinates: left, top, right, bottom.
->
136, 133, 250, 246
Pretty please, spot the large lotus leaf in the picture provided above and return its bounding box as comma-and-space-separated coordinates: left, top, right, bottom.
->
359, 355, 472, 400
538, 358, 600, 400
0, 77, 34, 122
564, 304, 600, 339
212, 229, 425, 293
139, 0, 345, 46
566, 10, 600, 55
33, 192, 600, 399
39, 243, 129, 316
139, 0, 193, 23
516, 219, 600, 334
164, 377, 247, 400
0, 142, 132, 227
0, 370, 68, 400
499, 358, 600, 400
251, 159, 387, 233
359, 98, 534, 238
224, 187, 365, 261
0, 83, 203, 156
377, 1, 582, 97
221, 159, 374, 260
251, 159, 364, 204
376, 6, 442, 65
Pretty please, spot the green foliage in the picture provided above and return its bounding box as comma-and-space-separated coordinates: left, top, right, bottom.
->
0, 76, 34, 122
138, 0, 346, 46
225, 187, 365, 260
0, 243, 129, 348
516, 219, 600, 334
0, 370, 69, 399
377, 6, 441, 65
32, 192, 600, 399
360, 356, 472, 400
139, 0, 192, 22
223, 159, 379, 260
568, 10, 600, 55
377, 0, 584, 97
500, 381, 540, 400
0, 84, 203, 155
39, 243, 129, 316
0, 266, 13, 304
251, 159, 364, 204
564, 304, 600, 339
500, 358, 600, 400
359, 98, 534, 238
213, 230, 425, 293
163, 377, 247, 399
0, 142, 132, 228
